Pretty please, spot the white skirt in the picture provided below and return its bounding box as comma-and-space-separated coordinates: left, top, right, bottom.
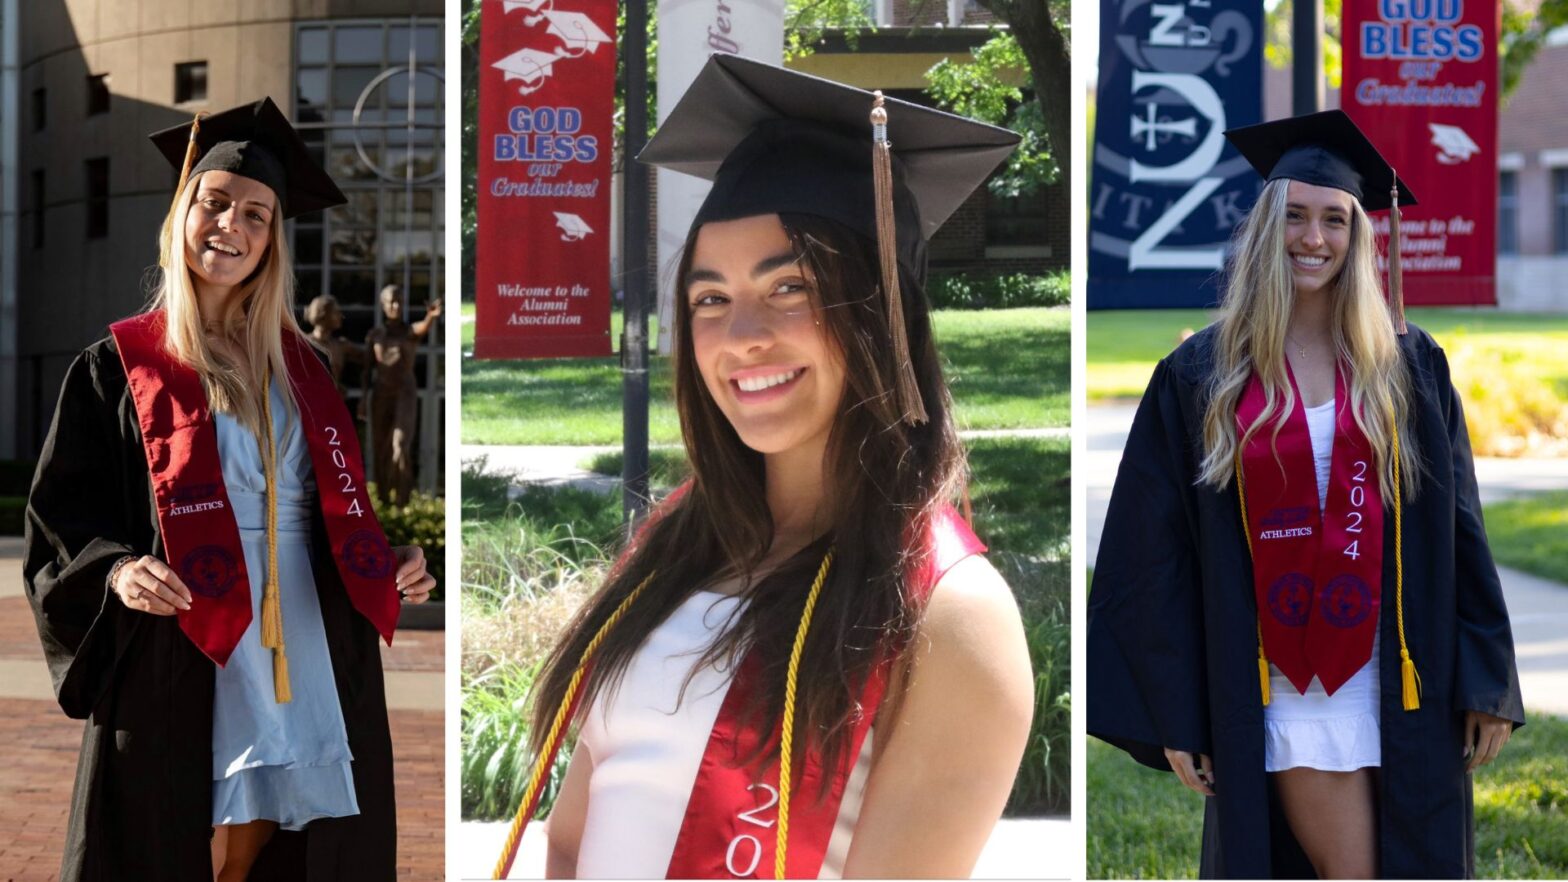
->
1263, 633, 1382, 772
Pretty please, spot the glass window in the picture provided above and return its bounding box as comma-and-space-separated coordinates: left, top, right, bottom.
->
299, 27, 329, 64
85, 158, 109, 238
334, 26, 383, 64
31, 88, 45, 131
1498, 171, 1518, 256
86, 74, 109, 116
175, 61, 208, 104
986, 190, 1047, 247
1555, 169, 1568, 255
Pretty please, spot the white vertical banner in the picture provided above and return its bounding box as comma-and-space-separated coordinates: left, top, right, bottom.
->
654, 0, 784, 353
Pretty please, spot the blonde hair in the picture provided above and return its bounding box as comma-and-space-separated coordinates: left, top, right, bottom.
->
1198, 178, 1421, 500
151, 171, 301, 439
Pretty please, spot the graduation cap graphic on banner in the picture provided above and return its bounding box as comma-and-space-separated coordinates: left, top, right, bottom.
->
500, 0, 552, 25
1429, 123, 1480, 165
543, 10, 612, 56
553, 212, 593, 241
492, 48, 563, 95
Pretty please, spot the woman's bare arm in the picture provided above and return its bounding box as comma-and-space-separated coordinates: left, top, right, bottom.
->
841, 555, 1035, 878
543, 739, 593, 879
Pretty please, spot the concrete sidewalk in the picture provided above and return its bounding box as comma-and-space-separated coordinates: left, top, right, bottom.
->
452, 816, 1074, 880
1086, 402, 1568, 717
461, 427, 1073, 494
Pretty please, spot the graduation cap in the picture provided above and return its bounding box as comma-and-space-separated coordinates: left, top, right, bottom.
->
148, 97, 346, 219
543, 10, 613, 55
492, 48, 563, 95
500, 0, 551, 24
553, 212, 593, 241
639, 54, 1020, 425
1224, 110, 1416, 333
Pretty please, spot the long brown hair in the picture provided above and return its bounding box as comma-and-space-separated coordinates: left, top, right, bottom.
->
529, 213, 965, 789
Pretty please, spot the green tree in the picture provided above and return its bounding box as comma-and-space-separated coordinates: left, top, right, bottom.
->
927, 31, 1054, 196
968, 0, 1071, 196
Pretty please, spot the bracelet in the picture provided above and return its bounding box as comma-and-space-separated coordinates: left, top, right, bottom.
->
106, 555, 136, 593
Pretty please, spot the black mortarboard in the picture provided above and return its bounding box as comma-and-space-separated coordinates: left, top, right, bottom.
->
148, 97, 346, 219
1222, 110, 1416, 212
1224, 109, 1415, 334
639, 55, 1021, 424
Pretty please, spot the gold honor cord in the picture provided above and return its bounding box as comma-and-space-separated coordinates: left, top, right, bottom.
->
774, 549, 835, 880
1234, 427, 1419, 710
491, 571, 655, 880
259, 381, 291, 703
491, 552, 837, 880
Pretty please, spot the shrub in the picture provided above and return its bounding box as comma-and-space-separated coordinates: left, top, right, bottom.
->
996, 551, 1071, 816
372, 487, 446, 603
927, 270, 1071, 310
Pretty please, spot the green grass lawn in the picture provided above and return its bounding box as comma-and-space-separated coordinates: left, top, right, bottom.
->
1088, 713, 1568, 879
1087, 308, 1568, 456
462, 305, 1069, 445
1484, 492, 1568, 585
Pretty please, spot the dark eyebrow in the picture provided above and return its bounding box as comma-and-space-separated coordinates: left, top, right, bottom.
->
197, 186, 275, 214
687, 250, 802, 289
1286, 201, 1349, 215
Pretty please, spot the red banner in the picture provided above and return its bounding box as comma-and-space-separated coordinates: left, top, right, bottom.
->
1341, 0, 1498, 306
475, 0, 616, 358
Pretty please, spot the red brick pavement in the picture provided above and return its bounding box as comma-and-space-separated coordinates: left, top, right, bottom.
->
0, 598, 446, 881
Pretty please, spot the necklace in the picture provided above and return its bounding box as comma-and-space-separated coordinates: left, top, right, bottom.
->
1285, 333, 1311, 360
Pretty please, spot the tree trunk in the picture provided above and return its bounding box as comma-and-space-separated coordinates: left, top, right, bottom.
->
978, 0, 1071, 191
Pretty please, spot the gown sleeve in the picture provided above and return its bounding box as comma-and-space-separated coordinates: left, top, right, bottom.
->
1087, 358, 1211, 770
23, 346, 147, 719
1431, 345, 1526, 726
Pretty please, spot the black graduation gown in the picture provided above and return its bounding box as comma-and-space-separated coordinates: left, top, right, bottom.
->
22, 336, 399, 882
1087, 323, 1525, 879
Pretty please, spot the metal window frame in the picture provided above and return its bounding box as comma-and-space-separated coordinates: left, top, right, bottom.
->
291, 16, 445, 495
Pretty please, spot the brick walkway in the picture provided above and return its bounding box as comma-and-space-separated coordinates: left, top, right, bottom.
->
0, 594, 445, 880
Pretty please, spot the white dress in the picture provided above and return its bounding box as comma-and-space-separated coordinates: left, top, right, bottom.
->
1262, 398, 1382, 773
574, 590, 872, 879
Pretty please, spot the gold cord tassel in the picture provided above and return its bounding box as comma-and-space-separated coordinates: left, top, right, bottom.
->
870, 92, 927, 426
260, 382, 290, 703
1392, 425, 1419, 709
775, 551, 835, 880
1257, 644, 1272, 707
1389, 174, 1408, 335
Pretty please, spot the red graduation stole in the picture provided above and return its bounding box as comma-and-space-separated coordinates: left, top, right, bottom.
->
664, 505, 983, 879
110, 310, 400, 666
1237, 366, 1383, 696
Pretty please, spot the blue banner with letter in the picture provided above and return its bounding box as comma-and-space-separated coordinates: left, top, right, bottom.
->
1088, 0, 1264, 309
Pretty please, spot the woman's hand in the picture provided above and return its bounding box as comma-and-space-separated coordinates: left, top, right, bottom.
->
111, 555, 193, 616
1464, 710, 1512, 772
1165, 747, 1216, 796
393, 545, 435, 604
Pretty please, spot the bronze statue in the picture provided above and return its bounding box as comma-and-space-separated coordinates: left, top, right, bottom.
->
363, 284, 442, 506
302, 294, 364, 394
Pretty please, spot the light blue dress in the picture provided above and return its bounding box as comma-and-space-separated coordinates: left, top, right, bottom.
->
211, 381, 360, 830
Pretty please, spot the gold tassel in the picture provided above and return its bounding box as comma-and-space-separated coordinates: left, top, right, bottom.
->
1258, 652, 1272, 707
1392, 424, 1418, 710
260, 379, 290, 703
273, 649, 292, 704
870, 92, 927, 426
1388, 173, 1407, 335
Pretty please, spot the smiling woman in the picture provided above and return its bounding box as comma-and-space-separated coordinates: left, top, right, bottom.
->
484, 56, 1036, 881
1088, 110, 1524, 879
23, 98, 434, 882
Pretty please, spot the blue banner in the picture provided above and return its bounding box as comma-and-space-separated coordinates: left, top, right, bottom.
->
1088, 0, 1264, 309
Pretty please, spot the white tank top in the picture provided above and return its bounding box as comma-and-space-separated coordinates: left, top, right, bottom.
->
574, 590, 873, 878
1263, 398, 1382, 772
